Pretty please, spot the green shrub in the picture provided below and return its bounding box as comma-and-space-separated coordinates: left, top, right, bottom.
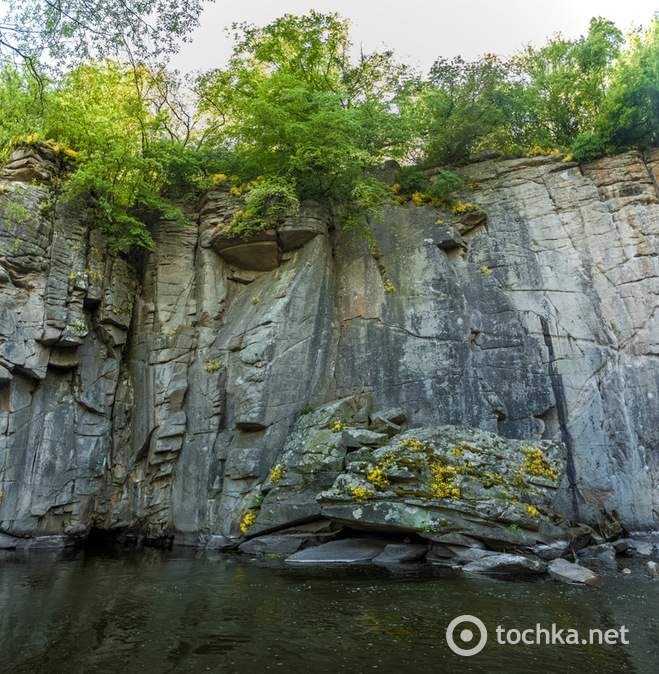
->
229, 178, 299, 238
569, 132, 606, 163
428, 169, 464, 201
399, 166, 429, 194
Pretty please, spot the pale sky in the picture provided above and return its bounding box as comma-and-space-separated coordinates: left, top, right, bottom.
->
172, 0, 658, 74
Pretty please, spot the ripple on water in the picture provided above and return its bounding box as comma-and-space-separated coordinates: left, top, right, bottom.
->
0, 549, 657, 673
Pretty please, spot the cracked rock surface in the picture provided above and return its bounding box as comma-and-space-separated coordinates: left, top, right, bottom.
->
0, 148, 657, 546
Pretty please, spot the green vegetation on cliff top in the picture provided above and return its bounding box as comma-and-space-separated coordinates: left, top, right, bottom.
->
0, 6, 658, 250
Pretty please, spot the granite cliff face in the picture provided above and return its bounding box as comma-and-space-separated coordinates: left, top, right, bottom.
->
0, 146, 657, 550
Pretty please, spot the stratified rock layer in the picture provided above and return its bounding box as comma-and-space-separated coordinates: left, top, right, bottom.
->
0, 148, 657, 545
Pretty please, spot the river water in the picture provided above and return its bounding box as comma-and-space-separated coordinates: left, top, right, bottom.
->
1, 546, 657, 673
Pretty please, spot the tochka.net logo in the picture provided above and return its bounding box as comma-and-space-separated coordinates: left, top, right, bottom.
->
446, 615, 630, 657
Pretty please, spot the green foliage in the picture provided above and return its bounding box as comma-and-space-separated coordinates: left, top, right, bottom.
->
229, 179, 299, 238
399, 167, 429, 194
596, 18, 659, 152
0, 66, 45, 159
44, 62, 190, 250
418, 55, 516, 164
428, 170, 465, 201
569, 132, 607, 163
197, 11, 413, 236
516, 17, 623, 148
2, 0, 210, 69
337, 178, 392, 241
0, 9, 658, 256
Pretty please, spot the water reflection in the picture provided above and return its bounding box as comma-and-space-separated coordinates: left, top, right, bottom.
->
0, 547, 657, 673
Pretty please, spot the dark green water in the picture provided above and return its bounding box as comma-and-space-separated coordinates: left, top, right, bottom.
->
1, 547, 657, 673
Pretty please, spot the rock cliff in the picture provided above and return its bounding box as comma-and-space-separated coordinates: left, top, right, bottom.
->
0, 146, 657, 550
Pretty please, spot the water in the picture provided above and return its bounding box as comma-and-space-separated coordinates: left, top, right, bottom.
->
1, 547, 657, 673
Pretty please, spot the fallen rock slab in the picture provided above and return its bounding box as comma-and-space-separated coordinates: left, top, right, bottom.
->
373, 543, 427, 564
342, 428, 389, 448
427, 543, 498, 565
285, 538, 385, 564
548, 558, 598, 585
462, 553, 546, 575
239, 532, 334, 556
368, 408, 406, 436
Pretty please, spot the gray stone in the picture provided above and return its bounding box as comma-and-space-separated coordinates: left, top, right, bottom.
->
372, 543, 427, 564
533, 541, 570, 561
368, 160, 401, 187
600, 520, 624, 541
462, 553, 546, 575
285, 538, 386, 564
612, 539, 628, 555
278, 202, 327, 252
205, 535, 232, 550
548, 558, 599, 585
250, 489, 323, 535
342, 428, 389, 448
579, 543, 617, 562
646, 561, 659, 578
0, 363, 12, 383
17, 535, 70, 550
368, 408, 407, 436
2, 149, 659, 546
431, 533, 486, 548
239, 533, 327, 556
0, 534, 18, 549
427, 544, 497, 565
627, 540, 654, 557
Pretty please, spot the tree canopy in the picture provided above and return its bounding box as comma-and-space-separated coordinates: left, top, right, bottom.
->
0, 0, 211, 73
0, 10, 658, 250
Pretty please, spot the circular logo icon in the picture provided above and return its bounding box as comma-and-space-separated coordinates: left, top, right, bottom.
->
446, 615, 488, 656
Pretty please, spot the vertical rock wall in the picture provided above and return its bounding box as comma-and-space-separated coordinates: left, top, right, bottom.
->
0, 149, 657, 542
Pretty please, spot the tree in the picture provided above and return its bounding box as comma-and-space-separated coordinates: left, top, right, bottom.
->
0, 0, 212, 73
516, 17, 623, 148
44, 61, 190, 250
413, 54, 518, 165
196, 12, 413, 237
596, 17, 659, 152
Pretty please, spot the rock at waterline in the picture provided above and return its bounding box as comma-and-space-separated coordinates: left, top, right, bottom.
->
373, 543, 428, 564
462, 553, 546, 575
548, 558, 598, 585
285, 539, 386, 564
